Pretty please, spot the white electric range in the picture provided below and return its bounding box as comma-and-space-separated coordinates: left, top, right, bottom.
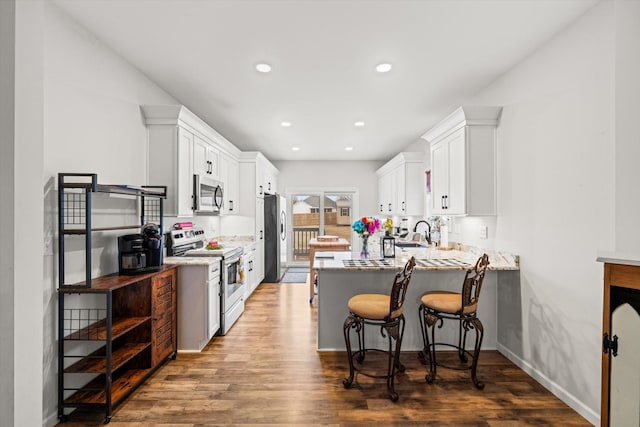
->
167, 227, 245, 335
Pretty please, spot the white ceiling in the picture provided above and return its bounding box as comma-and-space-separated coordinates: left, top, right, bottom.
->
52, 0, 598, 161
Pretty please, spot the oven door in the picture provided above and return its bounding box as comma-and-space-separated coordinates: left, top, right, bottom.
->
224, 254, 244, 309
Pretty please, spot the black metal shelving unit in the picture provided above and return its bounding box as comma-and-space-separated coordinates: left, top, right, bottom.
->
57, 172, 166, 288
57, 173, 169, 424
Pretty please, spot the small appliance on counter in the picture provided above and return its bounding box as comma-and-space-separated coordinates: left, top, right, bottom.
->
118, 223, 163, 275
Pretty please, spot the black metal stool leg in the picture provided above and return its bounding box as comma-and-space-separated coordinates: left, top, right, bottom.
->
458, 318, 468, 362
418, 305, 428, 363
342, 315, 357, 388
470, 317, 485, 390
356, 321, 365, 363
395, 316, 406, 373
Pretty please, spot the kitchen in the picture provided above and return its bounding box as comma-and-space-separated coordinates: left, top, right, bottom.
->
2, 1, 639, 426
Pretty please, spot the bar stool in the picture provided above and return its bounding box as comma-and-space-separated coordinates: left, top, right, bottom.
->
342, 257, 416, 401
418, 253, 490, 389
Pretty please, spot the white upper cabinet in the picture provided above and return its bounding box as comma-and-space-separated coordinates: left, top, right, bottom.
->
376, 152, 425, 216
219, 152, 239, 215
422, 106, 502, 216
193, 135, 220, 180
142, 105, 241, 217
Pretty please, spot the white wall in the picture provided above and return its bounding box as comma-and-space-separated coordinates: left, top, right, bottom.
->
0, 2, 16, 423
614, 0, 640, 251
40, 4, 178, 425
450, 2, 616, 423
274, 160, 384, 219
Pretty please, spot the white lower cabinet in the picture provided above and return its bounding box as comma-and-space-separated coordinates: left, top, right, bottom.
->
243, 243, 258, 299
177, 261, 221, 352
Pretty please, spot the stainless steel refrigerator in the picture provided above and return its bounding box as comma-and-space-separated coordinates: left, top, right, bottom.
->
264, 193, 287, 282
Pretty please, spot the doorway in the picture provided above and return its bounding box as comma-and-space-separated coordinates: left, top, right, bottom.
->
289, 191, 355, 266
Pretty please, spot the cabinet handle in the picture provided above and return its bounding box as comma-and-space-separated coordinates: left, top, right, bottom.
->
401, 201, 405, 211
268, 182, 271, 191
229, 200, 233, 211
259, 185, 263, 195
441, 195, 445, 209
388, 203, 391, 212
379, 204, 383, 212
444, 195, 448, 210
260, 230, 263, 240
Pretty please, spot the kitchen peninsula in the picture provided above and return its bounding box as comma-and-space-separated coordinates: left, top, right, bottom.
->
314, 249, 519, 351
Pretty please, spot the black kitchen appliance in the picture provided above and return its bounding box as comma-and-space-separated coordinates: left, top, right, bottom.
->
264, 193, 286, 282
118, 223, 163, 275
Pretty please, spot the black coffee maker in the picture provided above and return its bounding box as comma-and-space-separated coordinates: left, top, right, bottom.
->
118, 223, 163, 275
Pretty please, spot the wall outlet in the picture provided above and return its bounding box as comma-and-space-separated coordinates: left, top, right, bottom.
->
479, 226, 488, 239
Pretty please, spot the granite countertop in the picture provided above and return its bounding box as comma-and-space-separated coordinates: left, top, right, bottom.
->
314, 248, 519, 271
164, 256, 220, 266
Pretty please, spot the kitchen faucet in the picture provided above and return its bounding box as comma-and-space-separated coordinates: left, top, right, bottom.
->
413, 220, 432, 245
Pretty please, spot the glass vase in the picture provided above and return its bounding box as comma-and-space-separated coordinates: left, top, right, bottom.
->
360, 234, 370, 259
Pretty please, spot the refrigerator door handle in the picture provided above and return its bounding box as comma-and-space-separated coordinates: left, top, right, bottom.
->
280, 211, 286, 241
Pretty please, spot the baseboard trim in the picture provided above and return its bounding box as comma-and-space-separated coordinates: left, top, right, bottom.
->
496, 343, 599, 426
43, 410, 58, 427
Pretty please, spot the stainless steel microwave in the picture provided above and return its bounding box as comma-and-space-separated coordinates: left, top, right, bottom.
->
193, 174, 224, 215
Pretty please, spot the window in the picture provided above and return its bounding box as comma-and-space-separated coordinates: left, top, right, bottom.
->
324, 207, 332, 213
310, 207, 320, 213
341, 207, 350, 216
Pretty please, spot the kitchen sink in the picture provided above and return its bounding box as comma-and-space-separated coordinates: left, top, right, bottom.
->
395, 241, 426, 248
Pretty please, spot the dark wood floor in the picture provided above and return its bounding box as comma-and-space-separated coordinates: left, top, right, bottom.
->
62, 281, 591, 426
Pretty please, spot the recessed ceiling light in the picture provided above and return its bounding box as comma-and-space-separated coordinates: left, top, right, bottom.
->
376, 63, 392, 73
280, 121, 291, 127
291, 146, 300, 151
354, 121, 365, 127
256, 63, 272, 73
345, 147, 353, 151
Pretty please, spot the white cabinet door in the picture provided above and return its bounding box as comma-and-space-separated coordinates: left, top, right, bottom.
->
227, 156, 239, 214
220, 153, 239, 215
430, 128, 461, 215
208, 276, 220, 339
394, 166, 405, 215
193, 136, 220, 179
378, 172, 393, 215
402, 161, 426, 216
423, 106, 500, 216
447, 128, 466, 215
256, 158, 265, 197
147, 124, 194, 217
176, 127, 194, 217
243, 249, 257, 298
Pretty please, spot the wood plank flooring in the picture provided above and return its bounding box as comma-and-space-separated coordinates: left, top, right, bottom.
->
60, 281, 591, 426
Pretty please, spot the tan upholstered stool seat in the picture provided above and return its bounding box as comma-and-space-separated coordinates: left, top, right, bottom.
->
421, 291, 478, 314
348, 294, 393, 320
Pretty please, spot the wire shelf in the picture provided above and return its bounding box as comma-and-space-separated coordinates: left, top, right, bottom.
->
63, 309, 107, 340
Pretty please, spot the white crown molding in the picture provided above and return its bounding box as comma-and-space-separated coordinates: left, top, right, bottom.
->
421, 106, 503, 143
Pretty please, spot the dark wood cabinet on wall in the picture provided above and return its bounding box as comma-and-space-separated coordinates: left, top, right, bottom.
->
58, 266, 178, 424
599, 259, 640, 427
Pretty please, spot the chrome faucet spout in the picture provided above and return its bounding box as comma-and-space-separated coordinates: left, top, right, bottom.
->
413, 220, 432, 245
